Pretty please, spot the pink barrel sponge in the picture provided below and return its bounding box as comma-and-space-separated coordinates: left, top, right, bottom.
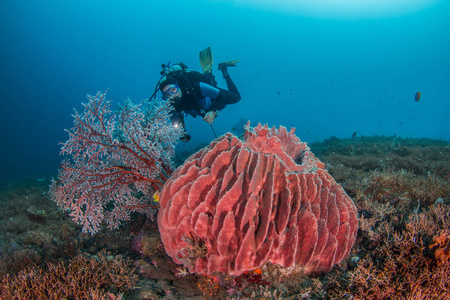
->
158, 123, 358, 276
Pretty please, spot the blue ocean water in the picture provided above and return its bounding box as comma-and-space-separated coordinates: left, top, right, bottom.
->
0, 0, 449, 182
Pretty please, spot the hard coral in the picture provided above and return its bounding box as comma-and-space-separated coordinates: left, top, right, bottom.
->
158, 123, 358, 276
0, 251, 137, 299
325, 203, 450, 299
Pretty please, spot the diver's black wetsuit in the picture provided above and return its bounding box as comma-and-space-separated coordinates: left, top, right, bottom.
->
170, 71, 241, 127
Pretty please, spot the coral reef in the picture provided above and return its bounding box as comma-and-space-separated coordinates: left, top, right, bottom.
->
311, 135, 450, 200
320, 203, 450, 299
158, 123, 358, 276
303, 135, 450, 299
0, 251, 137, 299
1, 133, 449, 299
430, 231, 450, 266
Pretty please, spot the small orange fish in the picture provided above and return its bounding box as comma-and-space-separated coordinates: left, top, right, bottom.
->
415, 91, 422, 102
254, 268, 262, 275
153, 190, 161, 202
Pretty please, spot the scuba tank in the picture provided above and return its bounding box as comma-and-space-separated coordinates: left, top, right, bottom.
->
160, 62, 189, 76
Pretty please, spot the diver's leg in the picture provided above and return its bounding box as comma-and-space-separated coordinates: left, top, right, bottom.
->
223, 74, 240, 97
213, 89, 240, 111
219, 63, 240, 97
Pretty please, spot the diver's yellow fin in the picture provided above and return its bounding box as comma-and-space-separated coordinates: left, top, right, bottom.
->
217, 60, 240, 72
223, 60, 240, 67
199, 47, 213, 74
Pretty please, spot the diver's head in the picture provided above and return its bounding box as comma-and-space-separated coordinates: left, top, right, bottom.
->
160, 76, 181, 99
159, 75, 177, 90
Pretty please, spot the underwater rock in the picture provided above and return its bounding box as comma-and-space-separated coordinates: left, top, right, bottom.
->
26, 206, 47, 224
131, 231, 161, 257
158, 123, 358, 276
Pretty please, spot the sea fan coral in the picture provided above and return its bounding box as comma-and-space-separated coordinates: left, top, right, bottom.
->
49, 91, 182, 234
158, 123, 358, 276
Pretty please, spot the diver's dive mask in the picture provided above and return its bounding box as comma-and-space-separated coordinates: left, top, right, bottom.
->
161, 84, 180, 100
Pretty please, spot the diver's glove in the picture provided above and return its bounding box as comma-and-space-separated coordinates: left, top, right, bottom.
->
180, 132, 191, 142
218, 60, 239, 76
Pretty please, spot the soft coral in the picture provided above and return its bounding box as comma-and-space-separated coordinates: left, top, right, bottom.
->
430, 231, 450, 266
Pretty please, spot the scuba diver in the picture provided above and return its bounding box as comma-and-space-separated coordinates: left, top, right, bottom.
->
157, 47, 241, 142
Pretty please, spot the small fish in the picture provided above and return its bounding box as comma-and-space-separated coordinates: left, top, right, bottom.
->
153, 190, 161, 202
36, 175, 46, 182
352, 132, 357, 138
415, 91, 422, 102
